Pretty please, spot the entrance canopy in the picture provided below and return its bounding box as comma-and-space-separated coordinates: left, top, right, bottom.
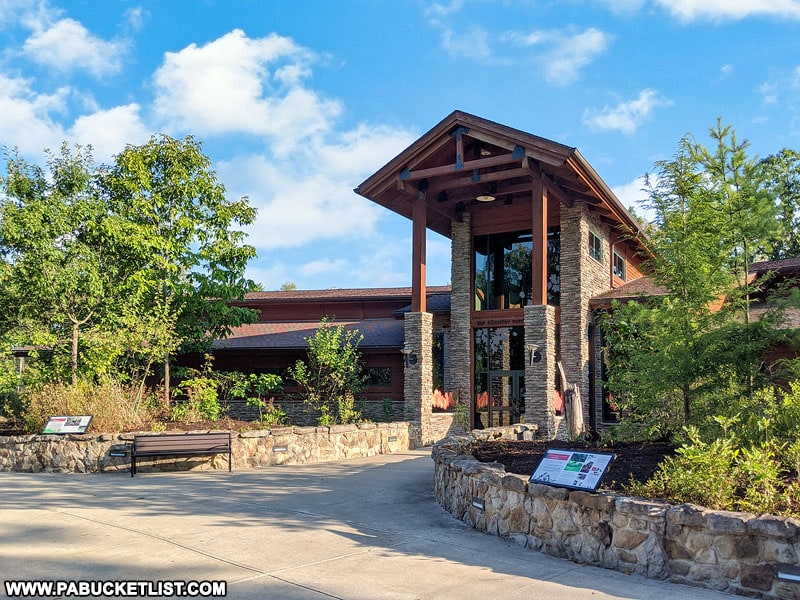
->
355, 110, 643, 240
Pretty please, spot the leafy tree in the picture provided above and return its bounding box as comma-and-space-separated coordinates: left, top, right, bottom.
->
603, 124, 793, 439
280, 281, 298, 291
99, 134, 260, 401
692, 120, 777, 323
755, 149, 800, 260
289, 318, 366, 425
0, 144, 115, 384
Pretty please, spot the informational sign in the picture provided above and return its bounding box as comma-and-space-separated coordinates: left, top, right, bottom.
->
43, 415, 93, 434
529, 448, 616, 492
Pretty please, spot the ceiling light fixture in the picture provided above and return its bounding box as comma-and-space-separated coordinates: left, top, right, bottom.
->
476, 183, 498, 202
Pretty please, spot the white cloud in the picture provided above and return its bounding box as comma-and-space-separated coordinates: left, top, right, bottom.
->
0, 74, 68, 154
68, 104, 150, 163
299, 257, 351, 278
215, 114, 416, 253
597, 0, 646, 14
217, 156, 377, 251
0, 0, 58, 30
425, 0, 464, 21
441, 27, 491, 60
612, 176, 654, 223
0, 72, 151, 160
504, 28, 610, 85
759, 82, 779, 104
23, 17, 126, 77
124, 6, 146, 31
583, 88, 673, 134
153, 29, 341, 153
654, 0, 800, 21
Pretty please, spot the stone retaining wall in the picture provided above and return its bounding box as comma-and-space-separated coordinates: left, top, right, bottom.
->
433, 437, 800, 600
0, 422, 420, 474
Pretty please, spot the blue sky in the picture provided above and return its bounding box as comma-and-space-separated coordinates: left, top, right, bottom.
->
2, 0, 800, 290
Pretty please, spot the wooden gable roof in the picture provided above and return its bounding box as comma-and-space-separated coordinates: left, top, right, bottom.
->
355, 110, 646, 240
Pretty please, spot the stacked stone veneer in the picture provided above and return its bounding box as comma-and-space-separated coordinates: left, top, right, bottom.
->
434, 438, 800, 599
404, 311, 435, 444
524, 304, 557, 437
0, 422, 420, 474
449, 213, 472, 405
560, 204, 612, 426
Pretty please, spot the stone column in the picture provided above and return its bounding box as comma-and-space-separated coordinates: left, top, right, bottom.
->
448, 214, 472, 408
524, 304, 557, 438
404, 311, 434, 444
560, 204, 611, 427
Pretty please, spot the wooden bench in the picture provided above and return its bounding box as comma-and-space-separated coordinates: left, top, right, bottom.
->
130, 432, 232, 477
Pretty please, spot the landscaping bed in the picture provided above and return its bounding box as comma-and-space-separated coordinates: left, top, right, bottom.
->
470, 439, 676, 492
0, 416, 272, 437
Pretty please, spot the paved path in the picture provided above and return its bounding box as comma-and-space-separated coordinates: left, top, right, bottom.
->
0, 449, 731, 599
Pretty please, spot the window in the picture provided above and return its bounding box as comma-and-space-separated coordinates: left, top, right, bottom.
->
613, 251, 626, 280
366, 367, 392, 387
474, 230, 532, 311
588, 231, 603, 262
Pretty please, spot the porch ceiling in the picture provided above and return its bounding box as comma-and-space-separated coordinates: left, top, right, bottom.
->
355, 110, 645, 239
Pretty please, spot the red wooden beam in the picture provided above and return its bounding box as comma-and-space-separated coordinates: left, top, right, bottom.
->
532, 177, 548, 305
411, 192, 427, 313
401, 154, 524, 181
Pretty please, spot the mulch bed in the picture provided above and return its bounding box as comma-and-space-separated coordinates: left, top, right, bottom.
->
470, 439, 676, 492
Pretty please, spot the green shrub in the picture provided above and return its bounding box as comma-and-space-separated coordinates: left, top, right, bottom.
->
21, 380, 158, 433
627, 427, 739, 509
381, 398, 395, 422
453, 400, 469, 431
289, 318, 367, 425
173, 375, 222, 422
627, 423, 793, 515
229, 372, 286, 425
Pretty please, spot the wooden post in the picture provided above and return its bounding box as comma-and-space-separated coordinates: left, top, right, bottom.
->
532, 176, 548, 305
412, 191, 427, 313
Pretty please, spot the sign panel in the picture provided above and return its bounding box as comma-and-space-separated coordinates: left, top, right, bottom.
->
529, 448, 616, 492
43, 415, 93, 434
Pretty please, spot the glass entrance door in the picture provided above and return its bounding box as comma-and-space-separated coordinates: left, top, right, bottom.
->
487, 370, 525, 427
474, 326, 525, 428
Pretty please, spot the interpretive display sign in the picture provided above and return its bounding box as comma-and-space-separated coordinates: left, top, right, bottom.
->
43, 415, 93, 434
529, 448, 616, 492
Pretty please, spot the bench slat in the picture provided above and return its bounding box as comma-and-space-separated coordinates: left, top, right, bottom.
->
131, 432, 232, 477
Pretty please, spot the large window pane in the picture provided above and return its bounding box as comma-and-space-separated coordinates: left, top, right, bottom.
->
474, 231, 532, 310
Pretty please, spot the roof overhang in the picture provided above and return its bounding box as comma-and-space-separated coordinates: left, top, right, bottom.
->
355, 110, 647, 240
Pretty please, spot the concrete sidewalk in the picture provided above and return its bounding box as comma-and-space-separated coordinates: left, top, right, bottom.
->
1, 449, 730, 600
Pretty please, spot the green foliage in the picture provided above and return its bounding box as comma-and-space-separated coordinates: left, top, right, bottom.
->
289, 318, 367, 425
336, 392, 362, 425
99, 134, 260, 399
0, 136, 259, 423
174, 375, 222, 422
381, 398, 395, 422
628, 427, 740, 509
0, 144, 117, 385
229, 372, 286, 426
603, 121, 799, 438
453, 400, 470, 431
754, 149, 800, 260
627, 401, 800, 516
21, 381, 158, 433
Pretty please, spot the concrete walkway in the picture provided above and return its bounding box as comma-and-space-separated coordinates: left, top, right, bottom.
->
0, 449, 731, 600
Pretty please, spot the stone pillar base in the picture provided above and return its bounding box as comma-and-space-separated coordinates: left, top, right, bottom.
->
404, 312, 434, 445
524, 304, 557, 438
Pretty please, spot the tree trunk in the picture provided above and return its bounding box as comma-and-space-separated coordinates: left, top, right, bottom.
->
71, 322, 79, 386
164, 356, 170, 406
